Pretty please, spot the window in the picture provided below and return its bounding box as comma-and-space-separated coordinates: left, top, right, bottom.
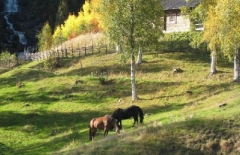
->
169, 13, 177, 24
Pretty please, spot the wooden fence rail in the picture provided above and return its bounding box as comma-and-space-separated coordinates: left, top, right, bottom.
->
21, 43, 109, 61
0, 43, 110, 69
0, 38, 208, 69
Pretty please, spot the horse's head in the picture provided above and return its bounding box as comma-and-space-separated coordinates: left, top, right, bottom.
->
111, 108, 122, 118
109, 117, 120, 134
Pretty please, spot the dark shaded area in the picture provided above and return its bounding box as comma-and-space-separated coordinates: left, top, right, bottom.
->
0, 69, 55, 86
0, 0, 85, 53
0, 109, 111, 154
0, 90, 60, 107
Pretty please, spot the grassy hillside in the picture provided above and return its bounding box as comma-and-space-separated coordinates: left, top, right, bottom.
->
0, 46, 239, 155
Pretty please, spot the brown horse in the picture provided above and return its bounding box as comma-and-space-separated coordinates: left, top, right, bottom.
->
89, 115, 120, 141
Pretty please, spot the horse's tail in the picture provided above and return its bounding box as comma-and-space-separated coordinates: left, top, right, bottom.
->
89, 125, 92, 141
138, 106, 144, 124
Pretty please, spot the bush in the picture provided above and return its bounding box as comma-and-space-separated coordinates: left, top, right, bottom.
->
0, 50, 17, 68
158, 32, 207, 52
44, 57, 62, 70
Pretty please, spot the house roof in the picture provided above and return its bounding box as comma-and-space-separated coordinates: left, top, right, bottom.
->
161, 0, 201, 10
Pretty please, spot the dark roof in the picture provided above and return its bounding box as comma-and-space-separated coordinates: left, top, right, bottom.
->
161, 0, 201, 10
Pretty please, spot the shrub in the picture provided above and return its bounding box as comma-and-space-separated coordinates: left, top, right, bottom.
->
44, 57, 62, 70
0, 50, 17, 68
158, 32, 207, 53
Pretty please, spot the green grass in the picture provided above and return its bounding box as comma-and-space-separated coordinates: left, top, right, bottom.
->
0, 51, 239, 155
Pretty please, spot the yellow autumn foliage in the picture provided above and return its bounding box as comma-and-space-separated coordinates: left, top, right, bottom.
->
203, 0, 240, 62
52, 0, 102, 45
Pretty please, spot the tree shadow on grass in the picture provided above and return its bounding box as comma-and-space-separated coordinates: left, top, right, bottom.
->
0, 68, 10, 74
60, 57, 173, 77
0, 109, 111, 129
0, 142, 14, 155
0, 108, 113, 154
72, 115, 240, 155
182, 82, 235, 106
142, 103, 187, 118
163, 52, 211, 64
0, 90, 60, 106
0, 69, 56, 87
137, 81, 185, 97
165, 52, 233, 70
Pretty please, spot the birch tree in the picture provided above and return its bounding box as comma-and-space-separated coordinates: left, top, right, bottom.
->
185, 0, 218, 75
96, 0, 164, 101
203, 0, 240, 81
202, 3, 219, 76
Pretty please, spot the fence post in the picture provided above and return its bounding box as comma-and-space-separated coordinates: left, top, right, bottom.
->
8, 57, 10, 69
72, 44, 74, 57
98, 44, 100, 53
16, 52, 19, 66
78, 43, 81, 57
92, 40, 93, 55
179, 40, 181, 52
65, 44, 68, 57
84, 44, 87, 56
57, 48, 59, 58
105, 44, 107, 54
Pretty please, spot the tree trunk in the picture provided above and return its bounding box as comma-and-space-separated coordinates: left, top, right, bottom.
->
116, 45, 119, 53
233, 47, 240, 82
210, 51, 217, 76
131, 54, 137, 101
136, 47, 142, 65
116, 44, 121, 53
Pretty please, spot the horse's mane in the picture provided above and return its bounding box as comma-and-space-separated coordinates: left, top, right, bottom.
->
113, 108, 122, 113
111, 108, 122, 118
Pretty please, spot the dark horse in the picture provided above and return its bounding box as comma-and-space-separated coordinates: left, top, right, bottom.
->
111, 105, 144, 129
89, 115, 120, 141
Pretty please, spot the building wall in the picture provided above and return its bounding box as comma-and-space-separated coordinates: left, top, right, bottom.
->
164, 12, 191, 33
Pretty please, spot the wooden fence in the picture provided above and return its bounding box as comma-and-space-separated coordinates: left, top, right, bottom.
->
21, 43, 109, 61
0, 43, 111, 69
0, 39, 209, 69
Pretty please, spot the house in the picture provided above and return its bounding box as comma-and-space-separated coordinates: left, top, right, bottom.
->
161, 0, 202, 33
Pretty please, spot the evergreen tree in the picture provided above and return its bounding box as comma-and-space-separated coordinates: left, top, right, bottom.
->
55, 0, 69, 28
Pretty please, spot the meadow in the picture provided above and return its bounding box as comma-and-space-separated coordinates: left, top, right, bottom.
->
0, 40, 239, 155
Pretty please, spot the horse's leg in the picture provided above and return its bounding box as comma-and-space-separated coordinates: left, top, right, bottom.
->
91, 130, 95, 141
91, 131, 94, 141
91, 129, 97, 141
104, 130, 109, 136
133, 115, 138, 127
89, 127, 92, 141
104, 126, 109, 137
119, 119, 123, 129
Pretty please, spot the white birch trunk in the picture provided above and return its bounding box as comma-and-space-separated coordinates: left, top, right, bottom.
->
136, 47, 142, 65
116, 45, 120, 53
233, 47, 239, 82
116, 44, 122, 53
131, 54, 137, 101
210, 51, 217, 76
